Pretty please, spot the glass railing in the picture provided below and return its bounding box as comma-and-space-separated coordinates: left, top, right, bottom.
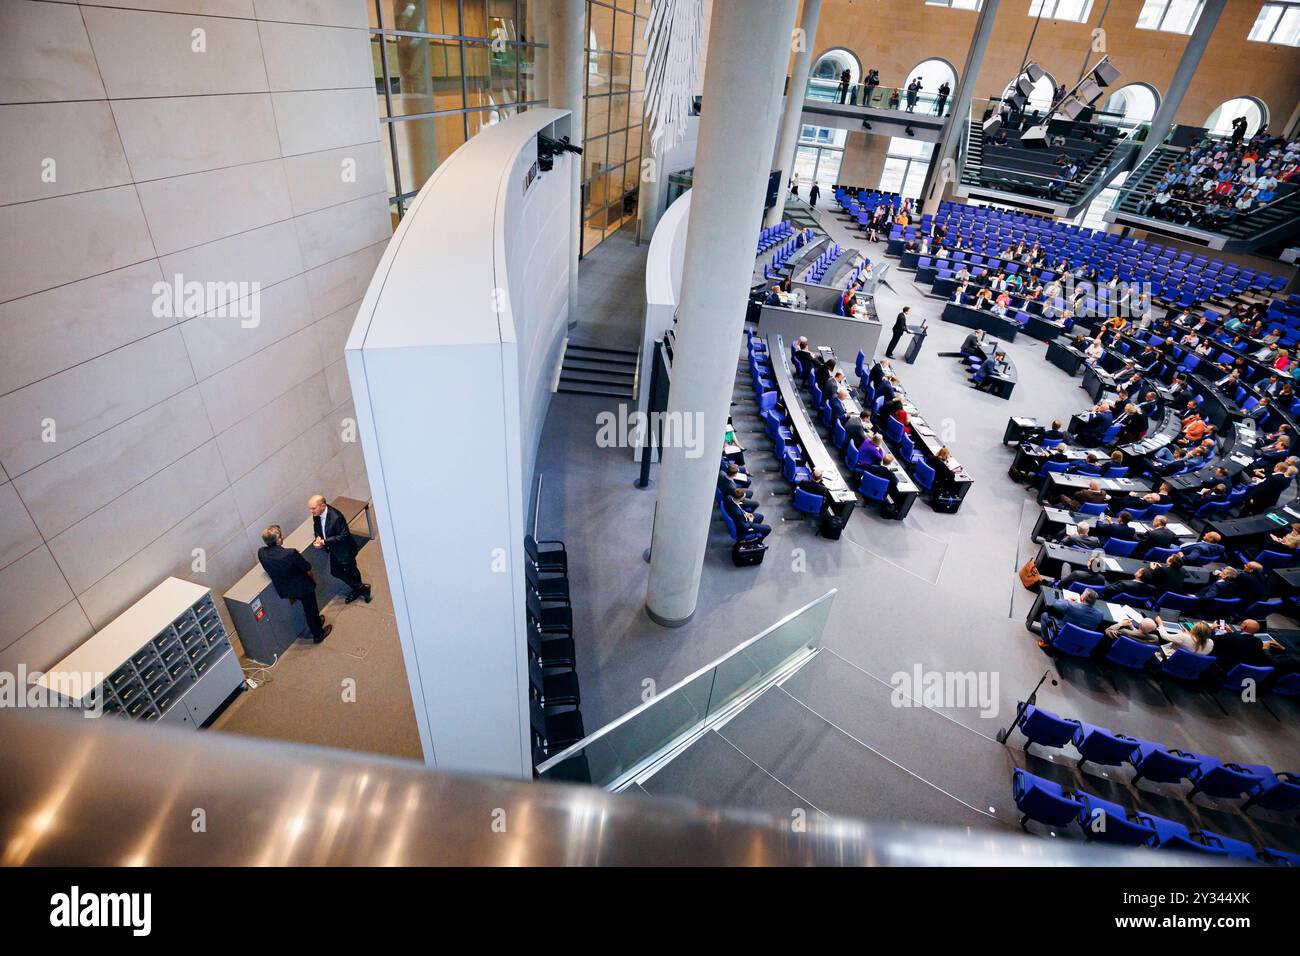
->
804, 77, 953, 117
535, 590, 836, 788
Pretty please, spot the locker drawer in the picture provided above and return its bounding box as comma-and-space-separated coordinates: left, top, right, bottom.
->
130, 647, 157, 669
160, 644, 185, 667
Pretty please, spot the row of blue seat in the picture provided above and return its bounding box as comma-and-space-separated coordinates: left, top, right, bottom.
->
1012, 768, 1298, 863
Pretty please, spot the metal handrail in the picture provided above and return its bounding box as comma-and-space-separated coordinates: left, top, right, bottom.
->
534, 590, 836, 781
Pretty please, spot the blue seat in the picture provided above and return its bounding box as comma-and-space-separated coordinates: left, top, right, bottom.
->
1012, 769, 1082, 829
1103, 538, 1138, 557
1155, 592, 1199, 614
1144, 546, 1181, 562
1076, 501, 1107, 516
1159, 650, 1218, 684
858, 471, 889, 504
1146, 502, 1174, 516
1072, 721, 1141, 770
1188, 757, 1267, 801
832, 418, 847, 450
1260, 847, 1300, 866
1139, 815, 1230, 857
1221, 663, 1274, 695
1037, 459, 1069, 478
914, 460, 935, 493
1104, 465, 1128, 478
1076, 792, 1156, 847
1271, 672, 1300, 697
782, 452, 811, 484
1197, 829, 1259, 862
1046, 622, 1106, 658
1012, 702, 1079, 752
1240, 766, 1300, 812
792, 486, 825, 515
1244, 549, 1295, 570
1104, 636, 1159, 672
1128, 739, 1199, 785
883, 416, 904, 444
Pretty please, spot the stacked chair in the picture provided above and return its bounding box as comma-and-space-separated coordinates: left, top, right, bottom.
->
524, 534, 586, 776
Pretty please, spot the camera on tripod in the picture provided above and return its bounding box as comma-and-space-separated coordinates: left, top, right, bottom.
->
537, 134, 584, 172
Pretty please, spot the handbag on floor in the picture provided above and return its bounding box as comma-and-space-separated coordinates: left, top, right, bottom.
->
731, 538, 768, 566
817, 511, 846, 539
1018, 558, 1042, 590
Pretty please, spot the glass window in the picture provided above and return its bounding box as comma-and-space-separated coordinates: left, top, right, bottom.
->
387, 113, 468, 196
589, 3, 614, 51
925, 0, 982, 8
1135, 0, 1204, 33
587, 51, 612, 95
879, 157, 908, 194
880, 137, 933, 198
384, 0, 459, 35
583, 134, 608, 183
521, 44, 547, 102
1028, 0, 1094, 22
609, 92, 630, 132
586, 94, 610, 138
1250, 2, 1300, 45
467, 106, 513, 138
464, 39, 518, 108
382, 35, 466, 117
1204, 98, 1268, 137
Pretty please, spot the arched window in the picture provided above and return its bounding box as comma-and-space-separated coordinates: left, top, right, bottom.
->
1204, 97, 1268, 138
902, 58, 958, 115
811, 47, 861, 85
1102, 83, 1160, 127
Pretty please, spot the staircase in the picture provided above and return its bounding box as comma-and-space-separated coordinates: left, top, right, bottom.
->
556, 342, 638, 399
636, 650, 1016, 830
957, 119, 1136, 219
1106, 144, 1300, 253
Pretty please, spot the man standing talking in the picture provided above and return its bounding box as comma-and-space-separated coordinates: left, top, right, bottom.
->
886, 306, 910, 358
308, 494, 372, 604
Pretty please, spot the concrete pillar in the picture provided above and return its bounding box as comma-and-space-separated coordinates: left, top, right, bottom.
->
1136, 0, 1226, 165
919, 0, 1001, 218
764, 0, 822, 229
645, 0, 798, 627
548, 0, 585, 327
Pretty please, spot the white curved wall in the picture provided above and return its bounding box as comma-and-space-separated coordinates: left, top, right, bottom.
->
346, 110, 575, 776
637, 188, 693, 428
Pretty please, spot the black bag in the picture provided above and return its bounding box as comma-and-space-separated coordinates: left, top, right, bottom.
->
731, 538, 768, 566
818, 511, 846, 539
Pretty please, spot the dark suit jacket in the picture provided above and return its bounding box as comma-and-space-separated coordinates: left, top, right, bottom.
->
1139, 527, 1178, 553
1149, 564, 1186, 594
1102, 578, 1157, 600
893, 312, 908, 335
1236, 570, 1269, 605
845, 419, 869, 448
1093, 522, 1137, 542
315, 505, 358, 566
258, 545, 315, 600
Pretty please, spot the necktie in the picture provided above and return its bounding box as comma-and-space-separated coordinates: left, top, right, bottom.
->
314, 515, 324, 541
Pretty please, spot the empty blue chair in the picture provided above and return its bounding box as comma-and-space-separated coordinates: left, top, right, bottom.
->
832, 418, 847, 450
1011, 702, 1079, 753
1104, 636, 1160, 672
1187, 757, 1267, 801
1037, 459, 1069, 478
1221, 663, 1274, 695
1072, 721, 1141, 770
1242, 598, 1282, 620
883, 415, 904, 444
782, 451, 811, 484
1077, 501, 1108, 516
792, 487, 825, 515
858, 471, 889, 504
1046, 623, 1106, 658
1140, 815, 1229, 857
1197, 829, 1259, 862
1104, 465, 1128, 478
1012, 769, 1082, 829
1160, 650, 1218, 684
1271, 673, 1300, 697
1194, 499, 1232, 520
1076, 792, 1156, 847
1260, 847, 1300, 866
1155, 592, 1199, 614
1128, 740, 1200, 785
1245, 549, 1295, 570
1103, 538, 1138, 557
1240, 766, 1300, 813
914, 460, 935, 493
1146, 502, 1174, 516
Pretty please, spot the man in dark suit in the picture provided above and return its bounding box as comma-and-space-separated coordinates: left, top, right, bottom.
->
844, 412, 870, 449
1148, 552, 1186, 594
1137, 514, 1177, 555
1241, 464, 1292, 516
1235, 561, 1269, 606
258, 525, 330, 642
1091, 512, 1137, 543
886, 307, 910, 358
1101, 566, 1157, 601
793, 337, 816, 379
724, 487, 771, 541
796, 467, 834, 513
308, 494, 371, 604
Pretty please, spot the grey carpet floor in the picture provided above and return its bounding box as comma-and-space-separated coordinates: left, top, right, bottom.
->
532, 197, 1300, 846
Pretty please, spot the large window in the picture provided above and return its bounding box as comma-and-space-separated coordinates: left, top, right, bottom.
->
1135, 0, 1204, 33
1028, 0, 1094, 22
582, 0, 648, 256
795, 125, 847, 190
926, 0, 982, 9
1102, 83, 1159, 128
371, 1, 548, 223
1249, 2, 1300, 45
880, 137, 934, 200
1075, 171, 1127, 230
1205, 97, 1268, 138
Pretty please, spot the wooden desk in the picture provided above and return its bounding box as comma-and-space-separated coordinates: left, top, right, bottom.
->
1038, 471, 1151, 505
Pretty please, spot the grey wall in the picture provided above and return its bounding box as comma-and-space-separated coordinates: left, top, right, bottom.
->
0, 0, 390, 670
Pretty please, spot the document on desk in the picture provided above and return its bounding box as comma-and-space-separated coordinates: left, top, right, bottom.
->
1104, 558, 1123, 571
